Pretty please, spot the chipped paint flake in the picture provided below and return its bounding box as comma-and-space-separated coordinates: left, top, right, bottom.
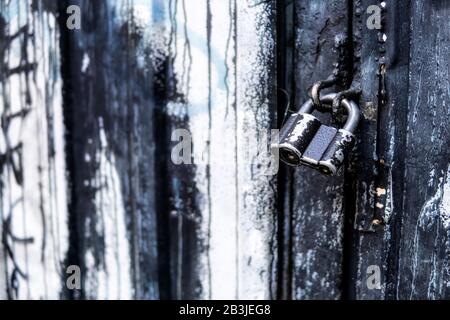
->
376, 187, 386, 196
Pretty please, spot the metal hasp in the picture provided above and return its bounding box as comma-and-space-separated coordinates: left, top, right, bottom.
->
274, 93, 360, 175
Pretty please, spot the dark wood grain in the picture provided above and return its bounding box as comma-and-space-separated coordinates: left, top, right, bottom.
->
350, 0, 411, 300
62, 0, 159, 299
290, 0, 351, 300
396, 0, 450, 299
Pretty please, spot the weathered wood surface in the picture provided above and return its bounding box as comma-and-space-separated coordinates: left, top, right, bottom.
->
61, 0, 162, 299
396, 0, 450, 299
163, 0, 278, 299
350, 0, 450, 300
0, 0, 68, 299
350, 0, 411, 299
284, 0, 450, 300
1, 0, 450, 300
289, 0, 351, 300
2, 0, 278, 300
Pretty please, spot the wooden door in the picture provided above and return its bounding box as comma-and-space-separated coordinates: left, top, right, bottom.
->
0, 0, 449, 300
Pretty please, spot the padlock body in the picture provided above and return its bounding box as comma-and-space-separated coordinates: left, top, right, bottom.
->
278, 122, 355, 174
300, 125, 338, 166
318, 129, 356, 175
275, 94, 360, 174
278, 113, 322, 166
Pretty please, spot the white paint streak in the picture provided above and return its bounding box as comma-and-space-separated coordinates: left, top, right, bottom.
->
208, 0, 239, 299
167, 0, 211, 298
287, 117, 309, 143
410, 165, 450, 298
383, 168, 394, 223
236, 1, 276, 299
0, 5, 68, 299
418, 167, 450, 231
166, 0, 276, 299
83, 120, 132, 300
440, 168, 450, 230
81, 53, 90, 73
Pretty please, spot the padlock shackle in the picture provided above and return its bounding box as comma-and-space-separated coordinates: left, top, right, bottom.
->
298, 93, 360, 132
341, 99, 360, 132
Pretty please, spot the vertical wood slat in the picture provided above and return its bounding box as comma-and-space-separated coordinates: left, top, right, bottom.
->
351, 0, 387, 299
165, 0, 277, 299
62, 0, 161, 299
163, 0, 211, 299
352, 0, 411, 299
235, 0, 278, 299
276, 0, 295, 300
353, 0, 450, 300
0, 0, 68, 299
397, 0, 450, 299
290, 0, 350, 299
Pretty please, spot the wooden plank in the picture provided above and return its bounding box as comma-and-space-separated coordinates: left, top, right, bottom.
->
0, 0, 68, 299
396, 0, 450, 299
161, 0, 210, 299
351, 0, 411, 299
290, 0, 350, 300
354, 0, 450, 300
61, 0, 163, 299
235, 0, 278, 299
164, 0, 277, 299
276, 0, 295, 300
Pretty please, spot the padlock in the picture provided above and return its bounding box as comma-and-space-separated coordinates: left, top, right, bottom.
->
274, 93, 360, 175
277, 110, 322, 166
